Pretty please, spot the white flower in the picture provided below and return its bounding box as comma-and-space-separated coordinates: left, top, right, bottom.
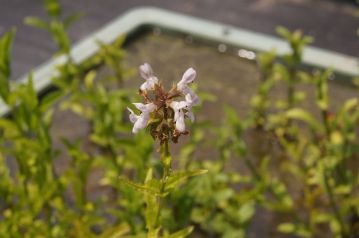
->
170, 101, 187, 132
127, 102, 156, 133
177, 68, 199, 105
139, 63, 159, 91
170, 93, 198, 132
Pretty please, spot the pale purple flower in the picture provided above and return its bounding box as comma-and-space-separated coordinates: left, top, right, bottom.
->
177, 68, 199, 105
127, 102, 156, 133
129, 63, 200, 137
128, 108, 139, 124
170, 93, 198, 132
175, 110, 186, 132
184, 94, 195, 122
178, 68, 196, 87
139, 63, 159, 91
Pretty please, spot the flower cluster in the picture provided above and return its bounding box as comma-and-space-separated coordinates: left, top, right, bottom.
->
128, 63, 199, 143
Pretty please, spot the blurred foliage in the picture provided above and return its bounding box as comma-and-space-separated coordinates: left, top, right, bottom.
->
0, 0, 358, 237
24, 0, 82, 54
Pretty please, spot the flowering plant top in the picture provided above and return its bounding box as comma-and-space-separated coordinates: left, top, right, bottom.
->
128, 63, 199, 143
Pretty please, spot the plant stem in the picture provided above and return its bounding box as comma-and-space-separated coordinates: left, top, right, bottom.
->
319, 108, 349, 236
154, 105, 172, 235
323, 171, 348, 237
286, 67, 296, 128
321, 109, 331, 138
288, 80, 295, 110
153, 139, 171, 234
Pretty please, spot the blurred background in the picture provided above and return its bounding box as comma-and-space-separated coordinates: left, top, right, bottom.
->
0, 0, 358, 79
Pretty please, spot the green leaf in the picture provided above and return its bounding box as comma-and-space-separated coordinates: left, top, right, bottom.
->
342, 98, 358, 112
0, 73, 9, 102
334, 185, 351, 195
40, 90, 63, 112
165, 169, 208, 192
64, 12, 83, 29
147, 229, 160, 238
84, 70, 96, 89
277, 223, 295, 233
198, 91, 217, 102
143, 168, 160, 232
285, 108, 321, 130
276, 26, 291, 40
224, 105, 241, 126
257, 50, 276, 72
44, 0, 61, 17
99, 223, 130, 238
119, 177, 162, 196
164, 226, 194, 238
0, 119, 19, 137
24, 74, 39, 110
24, 17, 50, 31
238, 202, 255, 223
0, 29, 16, 101
50, 21, 71, 53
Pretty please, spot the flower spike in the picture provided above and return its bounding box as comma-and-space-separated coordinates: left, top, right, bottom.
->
139, 63, 159, 91
128, 63, 199, 142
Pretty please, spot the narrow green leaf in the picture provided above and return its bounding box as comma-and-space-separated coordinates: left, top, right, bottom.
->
40, 90, 63, 112
276, 26, 291, 40
165, 169, 208, 192
0, 119, 19, 137
285, 108, 321, 130
44, 0, 61, 17
84, 70, 96, 89
142, 168, 161, 233
0, 29, 16, 101
164, 226, 194, 238
277, 223, 295, 233
0, 73, 9, 102
119, 177, 161, 196
50, 21, 71, 53
24, 17, 50, 31
238, 202, 255, 223
99, 223, 130, 238
342, 98, 358, 112
64, 12, 83, 29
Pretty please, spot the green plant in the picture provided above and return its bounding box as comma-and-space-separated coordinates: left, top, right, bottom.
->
0, 1, 358, 236
121, 63, 207, 237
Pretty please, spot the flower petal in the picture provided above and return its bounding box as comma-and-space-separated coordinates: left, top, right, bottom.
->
133, 103, 147, 112
175, 110, 186, 132
144, 103, 156, 113
127, 107, 139, 123
140, 76, 159, 91
140, 81, 150, 91
133, 113, 150, 134
178, 68, 196, 87
139, 63, 153, 80
170, 100, 187, 110
185, 93, 199, 106
186, 110, 195, 122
